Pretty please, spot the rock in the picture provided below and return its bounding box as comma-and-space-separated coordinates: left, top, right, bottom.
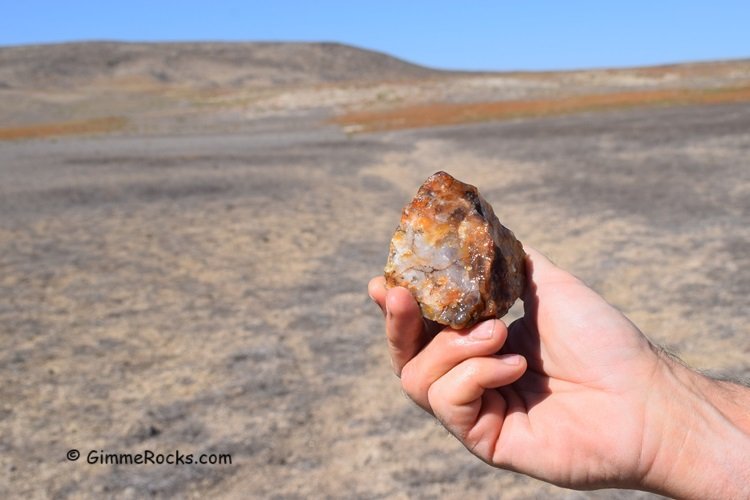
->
384, 171, 526, 329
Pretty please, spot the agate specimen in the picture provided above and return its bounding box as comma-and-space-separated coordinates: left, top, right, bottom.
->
384, 171, 526, 329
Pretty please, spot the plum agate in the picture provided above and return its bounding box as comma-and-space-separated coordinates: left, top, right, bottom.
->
384, 171, 526, 329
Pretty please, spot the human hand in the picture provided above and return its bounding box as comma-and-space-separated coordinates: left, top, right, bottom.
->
368, 247, 750, 497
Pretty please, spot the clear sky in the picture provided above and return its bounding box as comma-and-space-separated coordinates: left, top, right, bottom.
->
1, 1, 748, 71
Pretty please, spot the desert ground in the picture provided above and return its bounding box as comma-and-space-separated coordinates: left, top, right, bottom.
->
0, 43, 748, 499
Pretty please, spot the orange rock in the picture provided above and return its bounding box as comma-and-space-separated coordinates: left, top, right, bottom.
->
384, 171, 526, 329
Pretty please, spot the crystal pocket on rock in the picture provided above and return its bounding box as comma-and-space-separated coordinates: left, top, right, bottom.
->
384, 171, 526, 329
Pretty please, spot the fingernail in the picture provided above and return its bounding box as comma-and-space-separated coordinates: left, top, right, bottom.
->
469, 320, 495, 340
499, 354, 522, 366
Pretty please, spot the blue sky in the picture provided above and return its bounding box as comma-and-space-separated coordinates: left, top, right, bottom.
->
1, 1, 748, 71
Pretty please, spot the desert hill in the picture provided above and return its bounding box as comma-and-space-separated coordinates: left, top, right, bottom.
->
0, 41, 748, 138
0, 41, 445, 89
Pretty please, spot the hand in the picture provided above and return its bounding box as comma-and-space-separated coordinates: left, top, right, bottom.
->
368, 247, 750, 497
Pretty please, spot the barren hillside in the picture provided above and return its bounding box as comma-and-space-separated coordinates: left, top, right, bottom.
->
0, 41, 445, 89
1, 42, 749, 138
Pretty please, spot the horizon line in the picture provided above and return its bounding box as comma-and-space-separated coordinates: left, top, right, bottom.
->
1, 38, 748, 74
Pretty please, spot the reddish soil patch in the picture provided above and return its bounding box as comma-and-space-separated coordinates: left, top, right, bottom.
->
332, 85, 750, 132
0, 116, 127, 140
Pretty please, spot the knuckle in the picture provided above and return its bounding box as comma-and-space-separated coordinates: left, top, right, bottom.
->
426, 379, 443, 407
460, 357, 482, 377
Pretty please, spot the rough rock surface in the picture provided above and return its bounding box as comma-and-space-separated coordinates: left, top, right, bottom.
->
384, 171, 526, 329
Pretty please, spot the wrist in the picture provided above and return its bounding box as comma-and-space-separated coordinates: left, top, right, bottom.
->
640, 352, 750, 499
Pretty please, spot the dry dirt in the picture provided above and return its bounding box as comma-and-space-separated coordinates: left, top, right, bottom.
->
0, 43, 748, 499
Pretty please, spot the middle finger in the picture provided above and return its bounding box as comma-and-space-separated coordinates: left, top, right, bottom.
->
400, 319, 508, 411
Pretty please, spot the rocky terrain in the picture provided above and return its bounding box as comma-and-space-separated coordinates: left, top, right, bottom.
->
0, 42, 748, 499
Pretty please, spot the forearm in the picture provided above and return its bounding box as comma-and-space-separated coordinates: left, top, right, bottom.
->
643, 354, 750, 499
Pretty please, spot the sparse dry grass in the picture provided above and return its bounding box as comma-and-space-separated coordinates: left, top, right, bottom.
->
0, 116, 127, 141
332, 85, 750, 132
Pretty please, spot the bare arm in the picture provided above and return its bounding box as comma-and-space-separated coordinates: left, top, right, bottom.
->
642, 353, 750, 499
